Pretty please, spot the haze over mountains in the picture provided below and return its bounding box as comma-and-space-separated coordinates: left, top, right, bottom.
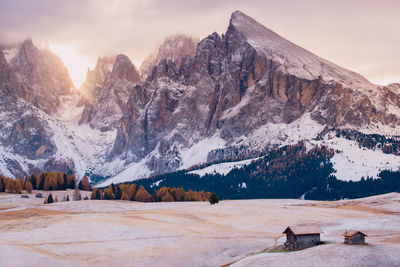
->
0, 11, 399, 186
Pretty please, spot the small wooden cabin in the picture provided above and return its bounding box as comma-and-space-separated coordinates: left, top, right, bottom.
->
283, 225, 323, 250
343, 230, 367, 245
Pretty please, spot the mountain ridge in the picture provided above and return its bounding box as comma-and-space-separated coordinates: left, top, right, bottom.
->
0, 11, 399, 186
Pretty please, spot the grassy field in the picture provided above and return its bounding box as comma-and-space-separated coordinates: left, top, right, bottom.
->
0, 191, 399, 266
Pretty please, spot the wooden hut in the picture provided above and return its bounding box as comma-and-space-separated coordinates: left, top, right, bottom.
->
283, 225, 323, 250
343, 230, 367, 245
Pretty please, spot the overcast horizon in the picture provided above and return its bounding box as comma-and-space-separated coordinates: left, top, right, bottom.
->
1, 0, 399, 87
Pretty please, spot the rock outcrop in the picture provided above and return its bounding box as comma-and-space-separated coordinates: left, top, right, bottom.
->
140, 34, 198, 80
8, 39, 74, 114
79, 54, 140, 131
108, 10, 400, 176
79, 56, 115, 101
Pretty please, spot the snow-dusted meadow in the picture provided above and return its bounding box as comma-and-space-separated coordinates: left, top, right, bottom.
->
0, 192, 399, 266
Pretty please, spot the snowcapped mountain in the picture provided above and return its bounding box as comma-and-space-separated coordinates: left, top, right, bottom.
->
101, 11, 400, 185
0, 11, 399, 186
0, 41, 114, 179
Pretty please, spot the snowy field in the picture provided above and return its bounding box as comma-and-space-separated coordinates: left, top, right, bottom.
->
0, 192, 399, 266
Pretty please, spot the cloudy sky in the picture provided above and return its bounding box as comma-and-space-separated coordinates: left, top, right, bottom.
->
1, 0, 399, 87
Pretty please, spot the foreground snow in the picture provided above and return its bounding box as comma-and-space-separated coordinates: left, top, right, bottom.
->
0, 192, 399, 266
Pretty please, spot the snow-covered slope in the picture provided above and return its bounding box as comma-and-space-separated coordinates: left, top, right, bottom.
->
313, 136, 400, 181
1, 11, 400, 187
98, 11, 400, 185
0, 95, 116, 178
188, 158, 258, 177
231, 11, 375, 92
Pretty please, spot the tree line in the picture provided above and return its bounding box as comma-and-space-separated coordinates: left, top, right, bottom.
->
0, 172, 210, 203
92, 183, 209, 202
122, 142, 336, 199
129, 142, 400, 201
2, 140, 399, 202
0, 172, 91, 194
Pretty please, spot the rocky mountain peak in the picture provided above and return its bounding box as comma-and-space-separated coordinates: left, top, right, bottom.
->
7, 39, 74, 114
19, 38, 37, 61
80, 56, 115, 101
230, 10, 261, 28
2, 11, 400, 186
0, 49, 22, 97
140, 34, 198, 79
79, 54, 139, 131
110, 54, 139, 82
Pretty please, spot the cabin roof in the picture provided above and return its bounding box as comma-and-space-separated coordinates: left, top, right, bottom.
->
343, 230, 368, 237
283, 225, 323, 235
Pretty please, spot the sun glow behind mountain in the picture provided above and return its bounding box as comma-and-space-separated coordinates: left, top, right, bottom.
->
49, 44, 94, 88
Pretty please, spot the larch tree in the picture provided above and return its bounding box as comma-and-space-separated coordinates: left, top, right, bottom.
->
134, 186, 153, 202
25, 182, 33, 193
6, 178, 15, 193
90, 188, 101, 200
128, 184, 137, 201
78, 175, 91, 191
15, 180, 22, 194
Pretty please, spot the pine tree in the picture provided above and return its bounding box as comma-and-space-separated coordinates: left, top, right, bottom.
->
38, 173, 45, 190
0, 175, 5, 192
46, 193, 54, 204
69, 175, 77, 189
30, 174, 38, 189
63, 173, 68, 189
208, 192, 219, 205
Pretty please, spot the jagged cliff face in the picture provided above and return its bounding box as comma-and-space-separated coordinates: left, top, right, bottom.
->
140, 34, 198, 80
108, 11, 400, 176
1, 11, 400, 183
79, 56, 115, 101
0, 41, 99, 178
8, 39, 74, 114
0, 50, 22, 98
79, 54, 140, 131
0, 47, 56, 177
